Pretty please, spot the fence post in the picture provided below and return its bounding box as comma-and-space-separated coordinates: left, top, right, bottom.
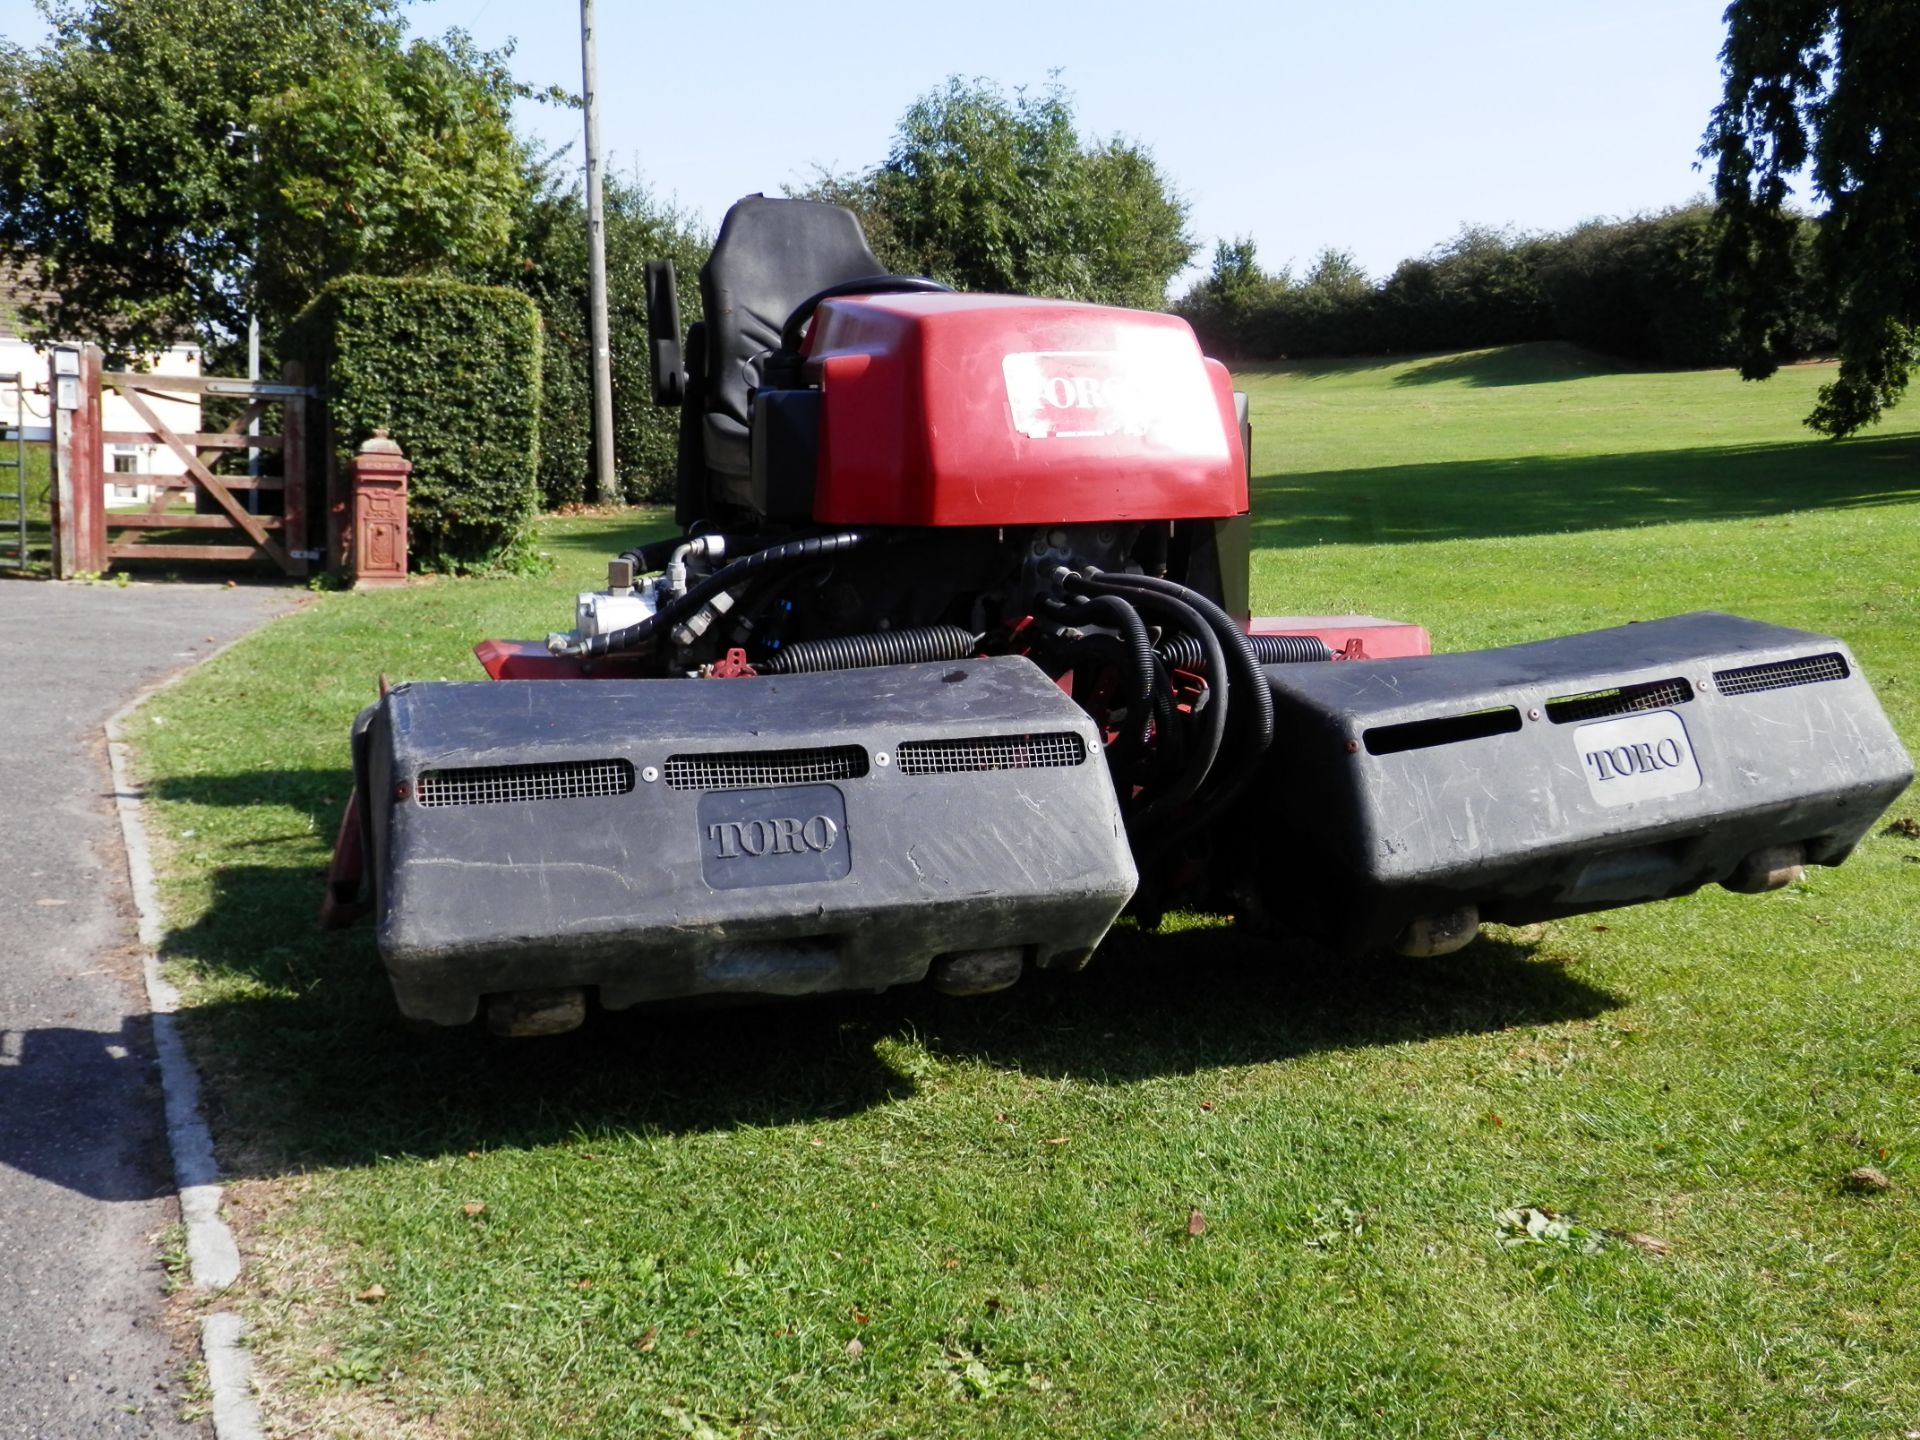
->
348, 429, 410, 586
49, 343, 105, 577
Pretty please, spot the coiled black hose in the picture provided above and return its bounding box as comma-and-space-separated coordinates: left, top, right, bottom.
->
1039, 593, 1157, 761
1147, 653, 1183, 779
758, 624, 978, 675
1071, 568, 1290, 866
1158, 630, 1332, 670
1087, 569, 1276, 764
570, 531, 876, 657
1068, 573, 1228, 827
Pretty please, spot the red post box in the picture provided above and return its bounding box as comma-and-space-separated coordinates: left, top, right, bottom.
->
349, 429, 410, 586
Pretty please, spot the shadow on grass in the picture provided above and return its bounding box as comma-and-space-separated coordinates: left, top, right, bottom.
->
540, 508, 674, 568
1253, 432, 1920, 549
119, 764, 1624, 1179
1388, 344, 1627, 388
907, 926, 1618, 1085
1233, 342, 1622, 389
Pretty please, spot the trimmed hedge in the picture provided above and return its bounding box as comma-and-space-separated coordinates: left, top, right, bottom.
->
510, 182, 708, 508
1178, 207, 1835, 370
292, 276, 542, 571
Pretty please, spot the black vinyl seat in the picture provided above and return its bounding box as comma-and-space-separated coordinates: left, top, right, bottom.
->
696, 195, 887, 480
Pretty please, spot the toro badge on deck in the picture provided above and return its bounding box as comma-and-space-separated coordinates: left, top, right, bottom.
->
698, 784, 852, 889
1575, 710, 1702, 806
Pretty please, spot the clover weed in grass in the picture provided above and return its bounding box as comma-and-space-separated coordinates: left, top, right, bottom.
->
133, 349, 1920, 1438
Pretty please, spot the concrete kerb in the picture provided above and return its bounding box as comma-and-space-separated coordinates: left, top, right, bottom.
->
105, 635, 268, 1440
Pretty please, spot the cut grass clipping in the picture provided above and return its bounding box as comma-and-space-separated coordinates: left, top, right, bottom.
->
130, 344, 1919, 1439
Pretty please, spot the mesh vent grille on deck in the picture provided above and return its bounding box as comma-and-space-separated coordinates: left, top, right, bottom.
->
1545, 677, 1694, 725
895, 733, 1087, 775
663, 746, 868, 790
417, 759, 634, 807
1714, 652, 1849, 697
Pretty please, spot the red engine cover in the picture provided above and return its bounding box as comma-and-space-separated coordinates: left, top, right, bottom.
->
803, 293, 1248, 526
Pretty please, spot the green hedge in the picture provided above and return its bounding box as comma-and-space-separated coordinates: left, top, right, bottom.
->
510, 181, 708, 508
1178, 207, 1835, 369
292, 275, 542, 571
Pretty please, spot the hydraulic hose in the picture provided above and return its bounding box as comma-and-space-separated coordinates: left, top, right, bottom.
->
1039, 593, 1156, 760
1158, 630, 1333, 670
1095, 572, 1285, 859
1068, 573, 1228, 827
616, 529, 793, 580
1085, 569, 1276, 764
614, 535, 687, 575
1042, 631, 1142, 776
1147, 654, 1183, 779
758, 624, 979, 675
1073, 568, 1288, 864
560, 530, 877, 657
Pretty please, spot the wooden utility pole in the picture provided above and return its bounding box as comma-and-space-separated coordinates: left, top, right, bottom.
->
580, 0, 619, 504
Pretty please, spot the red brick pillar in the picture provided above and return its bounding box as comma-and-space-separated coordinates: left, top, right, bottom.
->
349, 429, 410, 586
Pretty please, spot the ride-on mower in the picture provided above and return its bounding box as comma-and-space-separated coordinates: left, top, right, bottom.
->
325, 195, 1912, 1036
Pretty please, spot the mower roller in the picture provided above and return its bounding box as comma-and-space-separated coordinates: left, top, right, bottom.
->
327, 195, 1912, 1036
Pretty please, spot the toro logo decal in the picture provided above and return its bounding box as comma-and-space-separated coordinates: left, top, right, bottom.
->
707, 814, 840, 859
1003, 350, 1163, 439
1572, 710, 1703, 807
696, 784, 852, 890
1583, 737, 1686, 783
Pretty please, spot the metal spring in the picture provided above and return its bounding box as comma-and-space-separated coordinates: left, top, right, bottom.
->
758, 624, 979, 675
1158, 631, 1332, 670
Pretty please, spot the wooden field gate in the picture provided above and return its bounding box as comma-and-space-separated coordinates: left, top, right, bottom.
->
50, 343, 318, 578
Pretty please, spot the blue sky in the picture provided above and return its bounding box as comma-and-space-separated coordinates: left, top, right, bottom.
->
1, 1, 1741, 290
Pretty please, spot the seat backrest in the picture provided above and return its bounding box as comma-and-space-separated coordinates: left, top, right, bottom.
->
699, 196, 885, 444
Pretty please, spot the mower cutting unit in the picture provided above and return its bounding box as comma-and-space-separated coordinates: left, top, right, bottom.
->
328, 196, 1911, 1036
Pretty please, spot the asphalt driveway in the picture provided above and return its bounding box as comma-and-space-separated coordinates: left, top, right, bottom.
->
0, 579, 294, 1438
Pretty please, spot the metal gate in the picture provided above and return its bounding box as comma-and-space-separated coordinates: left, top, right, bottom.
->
0, 369, 28, 570
50, 344, 316, 578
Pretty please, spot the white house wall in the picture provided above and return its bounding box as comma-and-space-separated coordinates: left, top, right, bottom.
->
0, 339, 202, 504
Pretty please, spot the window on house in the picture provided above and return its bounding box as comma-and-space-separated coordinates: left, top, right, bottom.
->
109, 445, 142, 499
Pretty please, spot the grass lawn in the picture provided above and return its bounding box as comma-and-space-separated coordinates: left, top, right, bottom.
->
126, 344, 1919, 1438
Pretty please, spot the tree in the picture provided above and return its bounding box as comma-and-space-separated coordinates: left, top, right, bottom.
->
0, 0, 530, 360
1197, 238, 1279, 310
248, 32, 527, 325
1535, 208, 1736, 367
1299, 247, 1370, 300
804, 77, 1194, 310
1175, 237, 1291, 359
1393, 226, 1554, 351
505, 168, 709, 507
1705, 2, 1920, 435
1197, 238, 1284, 320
